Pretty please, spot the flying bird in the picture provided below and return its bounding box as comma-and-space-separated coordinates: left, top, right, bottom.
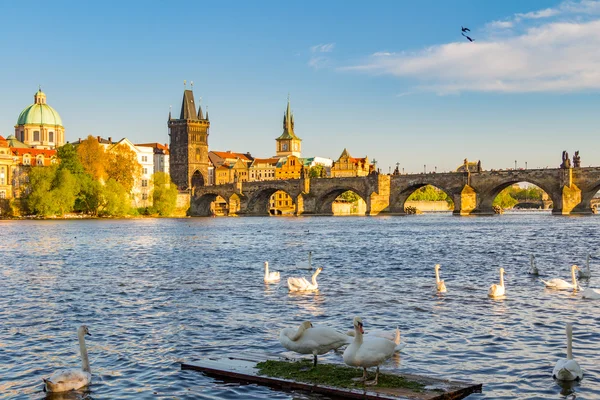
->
462, 32, 474, 42
461, 26, 470, 32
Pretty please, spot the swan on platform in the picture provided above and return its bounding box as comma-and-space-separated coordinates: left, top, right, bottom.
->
488, 268, 506, 298
577, 254, 592, 279
529, 255, 539, 275
346, 326, 406, 352
279, 321, 351, 366
552, 323, 583, 381
582, 287, 600, 299
264, 261, 280, 283
541, 265, 580, 291
343, 317, 402, 386
43, 325, 92, 393
288, 267, 322, 292
435, 264, 447, 293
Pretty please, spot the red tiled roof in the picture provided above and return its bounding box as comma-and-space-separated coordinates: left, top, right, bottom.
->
252, 157, 279, 164
136, 142, 170, 154
11, 148, 57, 157
211, 151, 252, 161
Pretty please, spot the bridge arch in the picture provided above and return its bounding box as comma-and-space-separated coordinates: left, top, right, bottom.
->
191, 192, 228, 216
395, 183, 457, 214
478, 178, 557, 213
314, 186, 369, 215
246, 187, 299, 216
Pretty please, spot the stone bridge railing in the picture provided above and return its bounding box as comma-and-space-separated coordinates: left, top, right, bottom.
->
190, 167, 600, 217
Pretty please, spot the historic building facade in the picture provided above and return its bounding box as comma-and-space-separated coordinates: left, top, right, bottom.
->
15, 89, 65, 149
275, 99, 301, 158
136, 142, 170, 175
330, 148, 373, 177
168, 89, 210, 190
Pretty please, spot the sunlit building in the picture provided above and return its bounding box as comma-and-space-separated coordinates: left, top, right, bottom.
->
14, 88, 65, 149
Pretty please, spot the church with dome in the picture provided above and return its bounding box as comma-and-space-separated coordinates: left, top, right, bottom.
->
14, 88, 65, 149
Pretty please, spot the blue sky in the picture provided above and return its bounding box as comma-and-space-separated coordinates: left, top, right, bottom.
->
1, 0, 600, 173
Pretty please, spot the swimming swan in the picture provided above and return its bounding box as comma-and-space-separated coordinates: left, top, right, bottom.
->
529, 255, 539, 275
343, 317, 402, 386
541, 265, 580, 291
264, 261, 280, 283
488, 268, 506, 298
435, 264, 447, 293
279, 321, 351, 366
577, 254, 591, 279
552, 323, 583, 381
287, 267, 322, 292
582, 287, 600, 299
43, 325, 92, 393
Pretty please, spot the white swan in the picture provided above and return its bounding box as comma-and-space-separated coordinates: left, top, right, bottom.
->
582, 287, 600, 299
264, 261, 280, 283
577, 254, 591, 279
529, 254, 539, 275
43, 325, 92, 393
552, 323, 583, 381
488, 267, 506, 298
343, 317, 401, 385
541, 265, 580, 291
279, 321, 351, 366
435, 264, 447, 293
287, 267, 322, 292
346, 326, 406, 352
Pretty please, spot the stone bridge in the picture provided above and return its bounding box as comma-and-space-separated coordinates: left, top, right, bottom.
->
190, 167, 600, 216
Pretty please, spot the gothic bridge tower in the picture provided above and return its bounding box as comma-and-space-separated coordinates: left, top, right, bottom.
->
168, 89, 210, 190
275, 98, 302, 158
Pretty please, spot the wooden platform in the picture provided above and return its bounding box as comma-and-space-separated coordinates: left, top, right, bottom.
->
181, 353, 482, 400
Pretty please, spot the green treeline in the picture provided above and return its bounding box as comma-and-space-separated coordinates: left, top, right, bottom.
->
14, 136, 178, 217
406, 184, 545, 210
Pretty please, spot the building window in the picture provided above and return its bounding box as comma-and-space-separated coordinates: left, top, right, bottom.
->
142, 180, 148, 187
37, 156, 44, 166
49, 132, 54, 142
33, 131, 40, 141
142, 193, 148, 200
142, 156, 148, 162
23, 155, 31, 165
0, 190, 5, 199
143, 168, 148, 175
0, 167, 4, 185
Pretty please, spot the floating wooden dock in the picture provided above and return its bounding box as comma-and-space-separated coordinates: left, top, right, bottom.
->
181, 353, 482, 400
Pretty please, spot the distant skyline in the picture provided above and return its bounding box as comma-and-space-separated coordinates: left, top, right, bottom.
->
1, 0, 600, 173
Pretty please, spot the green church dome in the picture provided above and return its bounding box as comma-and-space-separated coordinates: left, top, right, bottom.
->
16, 90, 63, 127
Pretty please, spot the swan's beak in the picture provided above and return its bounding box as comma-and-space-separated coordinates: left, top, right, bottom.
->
358, 322, 364, 334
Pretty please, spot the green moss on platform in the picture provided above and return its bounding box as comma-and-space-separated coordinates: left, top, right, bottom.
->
256, 359, 424, 391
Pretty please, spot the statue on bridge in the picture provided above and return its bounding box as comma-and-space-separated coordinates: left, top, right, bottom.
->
477, 160, 482, 172
573, 151, 581, 168
561, 151, 571, 169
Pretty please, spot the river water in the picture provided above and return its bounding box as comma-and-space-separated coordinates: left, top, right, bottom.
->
1, 214, 599, 399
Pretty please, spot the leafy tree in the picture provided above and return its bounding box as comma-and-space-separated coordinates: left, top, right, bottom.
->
77, 135, 108, 181
99, 178, 130, 217
57, 143, 85, 176
150, 172, 178, 216
309, 165, 325, 178
493, 190, 519, 209
75, 174, 104, 215
51, 168, 79, 215
338, 190, 360, 203
27, 166, 57, 216
106, 143, 142, 194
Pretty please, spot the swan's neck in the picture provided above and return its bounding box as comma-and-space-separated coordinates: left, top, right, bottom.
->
311, 270, 321, 286
530, 256, 534, 269
264, 262, 269, 277
571, 268, 578, 286
587, 255, 590, 271
435, 268, 441, 283
353, 325, 363, 345
499, 271, 504, 287
79, 332, 90, 373
567, 326, 573, 360
291, 324, 307, 341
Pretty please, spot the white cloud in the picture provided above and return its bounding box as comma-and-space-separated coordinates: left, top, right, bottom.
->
342, 1, 600, 94
372, 51, 393, 56
487, 20, 514, 29
311, 43, 335, 53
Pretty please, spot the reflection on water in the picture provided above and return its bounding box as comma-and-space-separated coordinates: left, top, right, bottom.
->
1, 215, 600, 399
